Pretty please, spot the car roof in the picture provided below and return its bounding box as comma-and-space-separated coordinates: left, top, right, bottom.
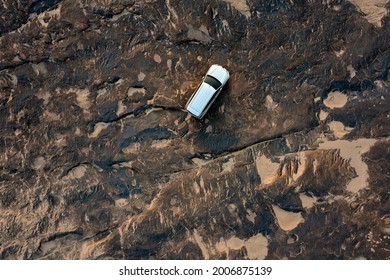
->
186, 82, 216, 117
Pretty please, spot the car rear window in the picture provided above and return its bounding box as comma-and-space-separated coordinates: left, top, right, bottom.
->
204, 75, 222, 90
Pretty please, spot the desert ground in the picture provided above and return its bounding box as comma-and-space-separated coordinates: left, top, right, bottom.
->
0, 0, 389, 259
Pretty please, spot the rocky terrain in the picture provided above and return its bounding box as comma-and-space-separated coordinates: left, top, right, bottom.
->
0, 0, 389, 259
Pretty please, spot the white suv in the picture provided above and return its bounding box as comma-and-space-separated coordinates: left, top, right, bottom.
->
186, 64, 229, 119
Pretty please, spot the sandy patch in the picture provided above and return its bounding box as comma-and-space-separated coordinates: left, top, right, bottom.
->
334, 48, 346, 57
150, 139, 173, 149
191, 157, 208, 167
228, 204, 237, 214
111, 161, 134, 169
167, 59, 172, 70
37, 5, 61, 28
255, 154, 280, 185
265, 95, 278, 110
246, 209, 256, 223
324, 91, 348, 109
328, 121, 353, 138
153, 54, 161, 63
40, 240, 58, 255
226, 236, 245, 250
171, 206, 181, 216
115, 198, 129, 207
122, 143, 141, 154
116, 100, 126, 116
75, 127, 81, 136
138, 72, 146, 81
71, 88, 91, 115
127, 87, 146, 98
36, 91, 50, 105
223, 0, 251, 17
216, 233, 268, 259
347, 64, 357, 79
192, 181, 201, 194
299, 193, 317, 209
319, 138, 377, 193
217, 236, 244, 251
319, 110, 329, 121
222, 157, 235, 173
245, 234, 268, 260
348, 0, 388, 27
31, 62, 48, 76
65, 164, 88, 180
89, 122, 109, 138
272, 205, 304, 231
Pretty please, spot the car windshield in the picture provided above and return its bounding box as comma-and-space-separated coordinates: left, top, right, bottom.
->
204, 75, 222, 90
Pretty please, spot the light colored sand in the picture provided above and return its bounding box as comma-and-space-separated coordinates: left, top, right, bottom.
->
222, 157, 235, 173
348, 0, 388, 27
328, 121, 353, 138
223, 0, 251, 17
65, 164, 88, 180
166, 59, 172, 70
216, 233, 268, 259
347, 64, 357, 79
319, 138, 377, 193
265, 95, 278, 110
36, 91, 50, 105
255, 154, 280, 185
246, 209, 256, 223
153, 54, 161, 63
319, 110, 329, 121
137, 72, 146, 81
222, 236, 245, 251
115, 198, 129, 207
89, 122, 109, 138
31, 62, 48, 76
37, 5, 61, 28
272, 205, 304, 231
116, 100, 126, 116
127, 87, 145, 98
40, 240, 58, 255
245, 234, 268, 260
150, 139, 173, 149
191, 157, 208, 167
299, 193, 317, 209
324, 91, 348, 109
71, 88, 91, 115
334, 48, 346, 57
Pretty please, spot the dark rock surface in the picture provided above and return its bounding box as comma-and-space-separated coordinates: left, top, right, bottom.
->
0, 0, 389, 259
